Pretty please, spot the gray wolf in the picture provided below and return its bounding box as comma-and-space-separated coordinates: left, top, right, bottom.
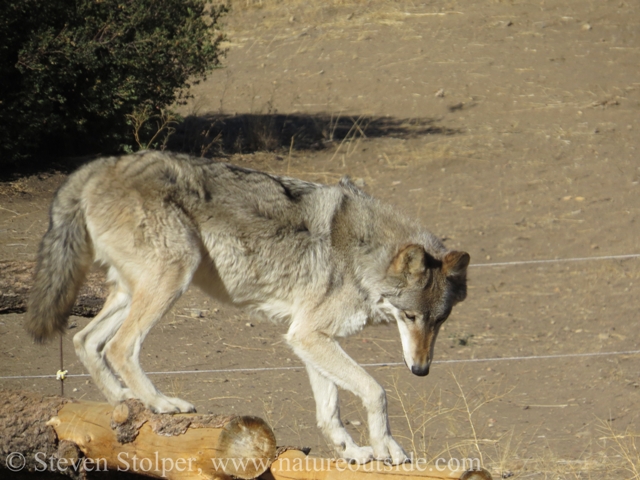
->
26, 151, 469, 464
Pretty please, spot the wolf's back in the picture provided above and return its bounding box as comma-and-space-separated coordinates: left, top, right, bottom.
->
25, 163, 97, 343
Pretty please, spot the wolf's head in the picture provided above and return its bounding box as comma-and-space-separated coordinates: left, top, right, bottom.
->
383, 245, 470, 376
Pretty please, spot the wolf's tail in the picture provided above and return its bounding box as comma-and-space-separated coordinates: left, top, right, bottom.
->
26, 171, 94, 343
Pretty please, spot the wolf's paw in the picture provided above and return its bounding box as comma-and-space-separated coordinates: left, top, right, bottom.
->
341, 445, 374, 464
167, 396, 197, 413
147, 395, 195, 414
373, 436, 409, 465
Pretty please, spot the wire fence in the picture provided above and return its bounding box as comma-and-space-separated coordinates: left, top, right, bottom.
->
1, 252, 638, 381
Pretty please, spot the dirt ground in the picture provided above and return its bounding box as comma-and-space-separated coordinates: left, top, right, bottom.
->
1, 1, 639, 478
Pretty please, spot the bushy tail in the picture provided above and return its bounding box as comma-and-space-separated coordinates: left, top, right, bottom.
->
26, 176, 93, 343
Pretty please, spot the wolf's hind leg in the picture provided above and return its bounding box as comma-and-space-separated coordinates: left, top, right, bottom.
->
306, 364, 374, 463
73, 283, 132, 404
103, 259, 199, 414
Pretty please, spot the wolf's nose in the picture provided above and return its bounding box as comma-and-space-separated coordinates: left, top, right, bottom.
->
411, 365, 429, 376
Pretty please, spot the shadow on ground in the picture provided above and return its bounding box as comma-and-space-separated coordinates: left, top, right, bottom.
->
1, 113, 459, 180
168, 113, 460, 157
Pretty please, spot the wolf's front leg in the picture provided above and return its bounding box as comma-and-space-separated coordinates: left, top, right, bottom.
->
305, 364, 374, 463
288, 328, 408, 464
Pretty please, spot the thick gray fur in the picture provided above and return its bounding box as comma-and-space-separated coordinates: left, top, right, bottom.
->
26, 151, 470, 464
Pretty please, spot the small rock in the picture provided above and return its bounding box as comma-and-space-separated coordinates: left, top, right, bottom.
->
245, 322, 254, 327
435, 88, 445, 98
581, 23, 592, 31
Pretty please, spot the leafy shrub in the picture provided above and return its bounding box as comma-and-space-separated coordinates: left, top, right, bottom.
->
0, 0, 226, 165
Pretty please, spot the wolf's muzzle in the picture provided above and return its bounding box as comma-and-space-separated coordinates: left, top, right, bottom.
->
411, 364, 430, 376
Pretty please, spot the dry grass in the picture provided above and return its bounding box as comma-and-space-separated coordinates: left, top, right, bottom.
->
266, 375, 634, 478
599, 421, 640, 480
384, 371, 508, 473
215, 0, 458, 37
125, 105, 178, 152
378, 371, 640, 479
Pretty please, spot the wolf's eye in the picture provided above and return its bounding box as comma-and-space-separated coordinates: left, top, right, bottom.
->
404, 312, 417, 322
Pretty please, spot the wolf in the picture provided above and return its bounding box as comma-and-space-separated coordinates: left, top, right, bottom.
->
26, 151, 469, 464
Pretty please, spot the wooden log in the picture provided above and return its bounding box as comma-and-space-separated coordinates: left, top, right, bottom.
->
0, 261, 107, 316
0, 390, 491, 480
264, 449, 492, 480
0, 390, 276, 479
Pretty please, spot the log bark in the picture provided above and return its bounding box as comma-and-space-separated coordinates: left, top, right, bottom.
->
0, 261, 107, 317
0, 390, 277, 480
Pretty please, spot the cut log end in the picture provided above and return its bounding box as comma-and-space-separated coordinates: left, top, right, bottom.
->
111, 402, 129, 424
218, 416, 277, 479
460, 469, 493, 480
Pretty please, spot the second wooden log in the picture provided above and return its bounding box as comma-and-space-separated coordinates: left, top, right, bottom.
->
265, 449, 493, 480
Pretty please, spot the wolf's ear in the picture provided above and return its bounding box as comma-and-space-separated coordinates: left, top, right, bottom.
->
388, 244, 426, 278
443, 251, 470, 277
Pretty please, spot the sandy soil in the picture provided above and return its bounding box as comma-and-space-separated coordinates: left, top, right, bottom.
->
1, 1, 639, 478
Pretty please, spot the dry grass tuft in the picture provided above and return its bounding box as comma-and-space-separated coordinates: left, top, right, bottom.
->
599, 420, 640, 480
380, 371, 640, 479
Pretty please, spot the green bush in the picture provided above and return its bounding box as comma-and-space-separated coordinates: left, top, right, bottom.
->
0, 0, 226, 165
